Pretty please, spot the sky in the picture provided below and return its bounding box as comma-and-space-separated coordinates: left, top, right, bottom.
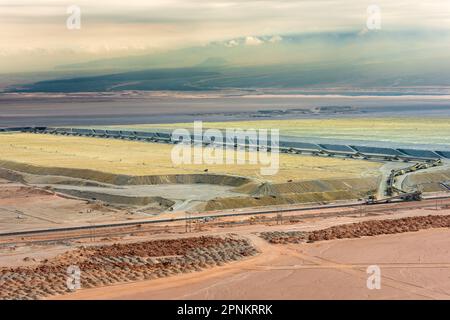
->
1, 0, 450, 72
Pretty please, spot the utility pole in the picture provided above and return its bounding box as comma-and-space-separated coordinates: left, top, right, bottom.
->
185, 212, 192, 233
90, 222, 94, 242
276, 212, 283, 225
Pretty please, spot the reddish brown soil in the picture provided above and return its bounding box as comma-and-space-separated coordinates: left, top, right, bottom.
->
90, 236, 234, 258
60, 229, 450, 300
261, 214, 450, 244
0, 236, 257, 300
0, 186, 51, 199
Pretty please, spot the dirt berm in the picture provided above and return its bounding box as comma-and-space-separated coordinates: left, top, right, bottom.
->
52, 188, 175, 208
205, 177, 379, 211
204, 190, 361, 211
402, 168, 450, 192
0, 160, 251, 186
234, 177, 379, 196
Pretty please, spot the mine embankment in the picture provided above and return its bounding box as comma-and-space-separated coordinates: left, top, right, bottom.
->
206, 177, 379, 211
260, 214, 450, 244
0, 235, 258, 300
235, 177, 379, 196
402, 168, 450, 192
0, 160, 250, 187
52, 188, 175, 208
0, 159, 381, 210
0, 160, 249, 208
0, 133, 386, 210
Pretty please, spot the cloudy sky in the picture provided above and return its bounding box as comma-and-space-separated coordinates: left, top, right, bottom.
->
1, 0, 450, 72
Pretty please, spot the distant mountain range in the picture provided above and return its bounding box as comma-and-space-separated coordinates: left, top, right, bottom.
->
9, 31, 450, 93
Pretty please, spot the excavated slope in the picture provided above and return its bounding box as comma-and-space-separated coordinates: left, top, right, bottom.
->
402, 168, 450, 192
0, 160, 250, 186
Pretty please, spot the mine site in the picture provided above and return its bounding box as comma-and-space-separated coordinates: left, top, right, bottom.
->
1, 0, 450, 306
0, 116, 449, 300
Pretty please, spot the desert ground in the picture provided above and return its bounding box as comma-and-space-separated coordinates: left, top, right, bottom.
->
0, 118, 449, 300
1, 0, 450, 302
1, 203, 449, 300
60, 228, 450, 300
0, 133, 383, 224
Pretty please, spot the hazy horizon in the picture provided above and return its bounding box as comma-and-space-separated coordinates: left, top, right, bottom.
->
1, 1, 450, 74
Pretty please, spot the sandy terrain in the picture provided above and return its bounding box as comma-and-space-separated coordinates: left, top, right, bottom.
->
0, 183, 145, 232
0, 235, 258, 300
0, 173, 377, 233
0, 118, 448, 300
0, 133, 383, 213
59, 228, 450, 300
0, 200, 449, 300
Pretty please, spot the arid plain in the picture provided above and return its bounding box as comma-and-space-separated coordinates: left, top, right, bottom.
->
0, 116, 449, 300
